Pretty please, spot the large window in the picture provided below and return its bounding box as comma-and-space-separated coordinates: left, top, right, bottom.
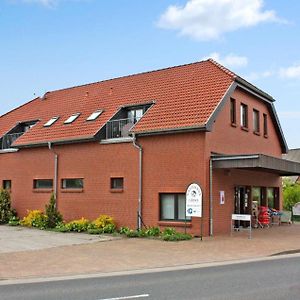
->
160, 194, 191, 222
33, 179, 53, 189
252, 187, 261, 206
61, 178, 83, 189
253, 109, 260, 133
267, 188, 275, 208
240, 103, 248, 128
230, 98, 236, 125
2, 180, 11, 190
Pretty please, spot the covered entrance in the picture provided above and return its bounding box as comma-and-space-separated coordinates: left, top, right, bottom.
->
210, 153, 300, 234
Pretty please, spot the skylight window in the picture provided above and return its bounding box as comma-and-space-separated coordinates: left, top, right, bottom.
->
86, 110, 103, 121
44, 116, 59, 127
64, 113, 80, 124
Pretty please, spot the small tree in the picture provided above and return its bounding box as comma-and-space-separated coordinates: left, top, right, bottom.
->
45, 193, 63, 228
0, 188, 11, 224
283, 178, 300, 211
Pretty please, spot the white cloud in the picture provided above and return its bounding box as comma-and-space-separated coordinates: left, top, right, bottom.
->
279, 64, 300, 79
157, 0, 283, 41
203, 52, 248, 68
245, 70, 274, 81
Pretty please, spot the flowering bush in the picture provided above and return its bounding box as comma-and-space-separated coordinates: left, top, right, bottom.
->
65, 217, 90, 232
21, 210, 48, 229
90, 215, 115, 229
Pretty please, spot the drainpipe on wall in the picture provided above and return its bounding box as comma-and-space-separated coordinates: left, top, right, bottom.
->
132, 133, 143, 230
209, 158, 213, 236
48, 142, 58, 207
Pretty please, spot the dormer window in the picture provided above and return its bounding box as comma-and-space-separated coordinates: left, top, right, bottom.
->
64, 113, 80, 124
86, 110, 102, 121
44, 116, 59, 127
105, 103, 152, 140
0, 120, 37, 150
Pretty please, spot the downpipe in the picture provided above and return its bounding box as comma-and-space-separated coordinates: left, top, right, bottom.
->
132, 133, 143, 230
209, 158, 213, 236
48, 142, 58, 207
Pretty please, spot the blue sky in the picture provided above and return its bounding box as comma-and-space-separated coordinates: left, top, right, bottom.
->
1, 0, 300, 148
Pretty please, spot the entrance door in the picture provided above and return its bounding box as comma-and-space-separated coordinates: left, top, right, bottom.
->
234, 186, 250, 227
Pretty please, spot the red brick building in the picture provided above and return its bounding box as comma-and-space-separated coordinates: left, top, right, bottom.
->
1, 59, 300, 236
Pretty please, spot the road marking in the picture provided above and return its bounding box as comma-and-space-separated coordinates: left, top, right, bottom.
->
98, 294, 149, 300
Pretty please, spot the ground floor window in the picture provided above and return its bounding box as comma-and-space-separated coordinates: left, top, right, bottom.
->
61, 178, 83, 189
252, 187, 261, 206
2, 180, 11, 190
160, 193, 191, 222
33, 179, 53, 189
110, 177, 124, 190
267, 188, 275, 208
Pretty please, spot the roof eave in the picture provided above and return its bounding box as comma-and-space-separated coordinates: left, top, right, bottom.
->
13, 136, 96, 149
133, 125, 207, 137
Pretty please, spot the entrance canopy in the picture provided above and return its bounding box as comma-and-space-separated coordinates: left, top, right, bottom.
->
212, 154, 300, 176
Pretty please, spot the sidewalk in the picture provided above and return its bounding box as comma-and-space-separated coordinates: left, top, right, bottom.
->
0, 224, 300, 281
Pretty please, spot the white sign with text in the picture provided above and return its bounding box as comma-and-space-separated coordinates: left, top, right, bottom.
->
186, 183, 202, 217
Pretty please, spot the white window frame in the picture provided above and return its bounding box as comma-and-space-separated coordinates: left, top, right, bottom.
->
64, 113, 80, 124
86, 110, 102, 121
44, 116, 59, 127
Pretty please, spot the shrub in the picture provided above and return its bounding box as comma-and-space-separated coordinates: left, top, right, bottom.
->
51, 222, 69, 232
126, 229, 140, 238
144, 226, 161, 237
162, 227, 177, 235
102, 223, 116, 233
65, 217, 90, 232
119, 226, 130, 234
21, 210, 48, 229
161, 232, 192, 241
45, 193, 63, 228
90, 215, 115, 229
0, 188, 12, 224
8, 215, 20, 226
87, 228, 104, 235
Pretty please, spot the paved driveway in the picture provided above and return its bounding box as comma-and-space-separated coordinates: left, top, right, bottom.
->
0, 225, 113, 253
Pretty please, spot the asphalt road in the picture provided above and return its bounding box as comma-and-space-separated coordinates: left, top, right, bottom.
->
1, 256, 300, 300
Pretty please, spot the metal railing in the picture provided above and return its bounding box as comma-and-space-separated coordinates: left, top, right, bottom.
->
106, 118, 139, 139
1, 132, 23, 150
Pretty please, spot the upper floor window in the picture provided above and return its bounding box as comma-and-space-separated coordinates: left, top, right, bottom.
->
127, 108, 143, 123
253, 109, 260, 134
64, 113, 80, 124
240, 103, 248, 128
2, 180, 11, 190
263, 113, 268, 137
86, 110, 102, 121
44, 116, 59, 127
33, 179, 53, 189
230, 98, 236, 125
61, 178, 83, 189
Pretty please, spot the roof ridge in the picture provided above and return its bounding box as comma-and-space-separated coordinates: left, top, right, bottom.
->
207, 59, 237, 78
0, 97, 40, 120
43, 59, 213, 95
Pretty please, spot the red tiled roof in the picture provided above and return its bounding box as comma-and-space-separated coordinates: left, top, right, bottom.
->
0, 59, 235, 146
